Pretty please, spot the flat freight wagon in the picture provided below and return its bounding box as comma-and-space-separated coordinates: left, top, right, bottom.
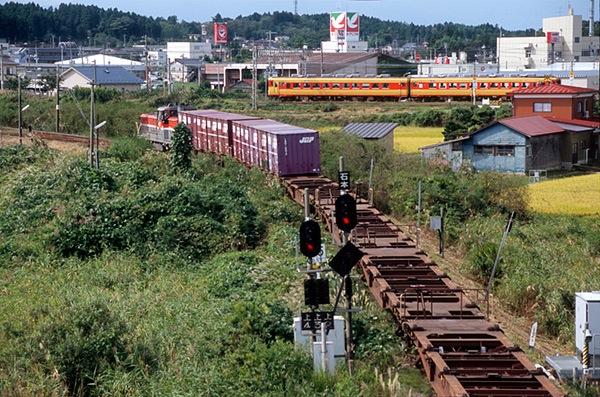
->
179, 110, 259, 156
231, 119, 320, 176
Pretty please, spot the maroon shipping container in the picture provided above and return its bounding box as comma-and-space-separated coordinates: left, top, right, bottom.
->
232, 119, 321, 176
179, 110, 258, 155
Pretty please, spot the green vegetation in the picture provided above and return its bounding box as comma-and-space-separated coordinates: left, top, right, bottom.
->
7, 2, 598, 52
170, 122, 193, 172
319, 131, 599, 342
0, 144, 429, 395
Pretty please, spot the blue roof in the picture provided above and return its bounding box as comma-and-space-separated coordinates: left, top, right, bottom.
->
70, 65, 143, 85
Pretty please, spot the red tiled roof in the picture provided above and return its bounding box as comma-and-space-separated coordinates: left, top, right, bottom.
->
499, 116, 565, 137
544, 117, 600, 129
510, 84, 598, 95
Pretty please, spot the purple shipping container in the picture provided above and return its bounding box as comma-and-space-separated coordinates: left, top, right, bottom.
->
232, 119, 321, 176
179, 110, 258, 155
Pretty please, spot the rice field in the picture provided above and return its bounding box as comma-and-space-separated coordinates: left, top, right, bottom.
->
529, 173, 600, 215
394, 126, 444, 153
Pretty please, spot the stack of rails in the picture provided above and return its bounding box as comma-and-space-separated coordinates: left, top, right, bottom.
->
282, 175, 564, 397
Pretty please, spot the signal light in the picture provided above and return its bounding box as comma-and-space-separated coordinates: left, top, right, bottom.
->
299, 219, 322, 258
335, 194, 358, 233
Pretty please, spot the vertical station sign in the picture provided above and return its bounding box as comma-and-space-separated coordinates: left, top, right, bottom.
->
346, 12, 360, 42
214, 22, 228, 45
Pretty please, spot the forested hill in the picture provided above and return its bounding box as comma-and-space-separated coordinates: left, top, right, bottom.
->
2, 2, 597, 50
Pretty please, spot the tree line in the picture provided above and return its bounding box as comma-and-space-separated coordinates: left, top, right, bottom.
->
1, 2, 598, 51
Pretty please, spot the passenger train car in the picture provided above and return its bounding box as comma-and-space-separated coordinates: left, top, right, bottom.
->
139, 107, 321, 176
267, 76, 560, 100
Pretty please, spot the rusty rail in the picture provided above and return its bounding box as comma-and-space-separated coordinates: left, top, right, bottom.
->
281, 174, 564, 397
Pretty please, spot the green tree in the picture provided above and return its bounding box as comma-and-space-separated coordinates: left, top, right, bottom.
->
170, 122, 192, 172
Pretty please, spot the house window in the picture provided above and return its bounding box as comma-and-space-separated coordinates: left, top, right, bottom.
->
496, 145, 515, 156
474, 145, 494, 154
533, 102, 552, 112
577, 101, 583, 114
575, 37, 580, 43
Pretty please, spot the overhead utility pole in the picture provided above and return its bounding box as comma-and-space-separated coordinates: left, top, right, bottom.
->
55, 65, 60, 132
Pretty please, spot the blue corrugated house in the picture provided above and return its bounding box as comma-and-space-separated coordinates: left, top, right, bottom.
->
421, 116, 598, 173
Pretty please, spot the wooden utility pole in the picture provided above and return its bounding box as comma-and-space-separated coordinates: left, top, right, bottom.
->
145, 35, 150, 93
252, 46, 258, 111
89, 61, 96, 168
55, 65, 60, 132
18, 75, 22, 145
0, 46, 4, 91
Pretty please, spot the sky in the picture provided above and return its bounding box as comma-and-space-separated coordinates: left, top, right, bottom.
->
3, 0, 595, 30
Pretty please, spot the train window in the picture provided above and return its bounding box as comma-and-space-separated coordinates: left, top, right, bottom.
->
460, 83, 467, 89
303, 83, 310, 88
450, 83, 458, 88
491, 82, 499, 88
430, 83, 437, 88
362, 83, 370, 89
523, 82, 530, 88
344, 83, 350, 89
440, 83, 447, 89
418, 83, 424, 88
352, 83, 358, 89
373, 83, 380, 89
293, 83, 300, 88
512, 82, 519, 88
333, 83, 340, 89
382, 83, 389, 89
502, 82, 510, 88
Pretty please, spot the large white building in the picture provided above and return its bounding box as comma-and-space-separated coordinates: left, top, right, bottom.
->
497, 7, 599, 70
166, 42, 212, 62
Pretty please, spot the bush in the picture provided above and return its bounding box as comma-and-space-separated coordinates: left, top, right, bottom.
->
106, 136, 152, 161
39, 300, 129, 396
170, 122, 193, 172
320, 102, 339, 112
413, 108, 445, 127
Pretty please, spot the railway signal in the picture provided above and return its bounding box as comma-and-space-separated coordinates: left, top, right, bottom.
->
304, 278, 330, 306
299, 219, 322, 258
335, 194, 357, 233
328, 241, 364, 278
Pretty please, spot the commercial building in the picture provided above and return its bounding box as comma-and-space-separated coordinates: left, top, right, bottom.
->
497, 7, 599, 70
166, 42, 212, 62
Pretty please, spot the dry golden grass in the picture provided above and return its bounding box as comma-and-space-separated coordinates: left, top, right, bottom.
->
529, 173, 600, 215
394, 126, 444, 153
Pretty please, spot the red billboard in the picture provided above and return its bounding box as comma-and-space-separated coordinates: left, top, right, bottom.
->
214, 22, 228, 45
546, 31, 559, 44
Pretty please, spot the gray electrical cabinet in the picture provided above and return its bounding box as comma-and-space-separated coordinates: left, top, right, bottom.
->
575, 292, 600, 358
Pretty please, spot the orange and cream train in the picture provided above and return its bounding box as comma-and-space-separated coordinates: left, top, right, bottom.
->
267, 76, 561, 100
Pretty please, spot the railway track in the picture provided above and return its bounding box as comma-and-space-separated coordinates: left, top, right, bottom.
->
281, 174, 564, 397
0, 127, 110, 146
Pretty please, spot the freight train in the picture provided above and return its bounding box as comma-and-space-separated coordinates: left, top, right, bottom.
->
139, 107, 321, 176
267, 75, 561, 100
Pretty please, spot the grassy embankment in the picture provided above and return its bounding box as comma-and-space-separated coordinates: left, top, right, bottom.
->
0, 142, 430, 396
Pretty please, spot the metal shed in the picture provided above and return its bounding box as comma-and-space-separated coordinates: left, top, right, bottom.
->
343, 123, 397, 151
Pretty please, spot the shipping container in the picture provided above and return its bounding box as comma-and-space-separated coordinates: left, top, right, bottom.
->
179, 110, 258, 156
232, 119, 321, 176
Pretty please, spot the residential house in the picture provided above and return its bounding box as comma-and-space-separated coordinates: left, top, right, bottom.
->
60, 65, 143, 92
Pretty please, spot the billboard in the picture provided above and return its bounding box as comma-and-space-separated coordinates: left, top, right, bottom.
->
214, 22, 228, 45
346, 12, 360, 41
330, 12, 346, 42
546, 31, 560, 44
